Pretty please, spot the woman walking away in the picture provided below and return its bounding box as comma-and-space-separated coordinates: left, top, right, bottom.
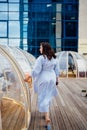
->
25, 42, 59, 128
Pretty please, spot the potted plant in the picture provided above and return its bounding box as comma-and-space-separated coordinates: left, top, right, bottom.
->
81, 89, 87, 97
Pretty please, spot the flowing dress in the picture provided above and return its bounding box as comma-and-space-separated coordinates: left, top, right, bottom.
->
31, 55, 59, 112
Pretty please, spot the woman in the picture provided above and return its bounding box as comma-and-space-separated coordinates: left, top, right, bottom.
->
25, 42, 59, 125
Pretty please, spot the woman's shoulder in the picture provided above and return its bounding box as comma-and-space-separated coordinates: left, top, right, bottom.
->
36, 55, 45, 62
37, 55, 44, 59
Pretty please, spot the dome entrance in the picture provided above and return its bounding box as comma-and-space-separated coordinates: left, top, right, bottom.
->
56, 51, 87, 78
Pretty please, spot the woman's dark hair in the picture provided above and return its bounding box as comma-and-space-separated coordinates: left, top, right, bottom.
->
40, 42, 56, 60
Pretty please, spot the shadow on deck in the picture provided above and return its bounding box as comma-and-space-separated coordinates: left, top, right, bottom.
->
29, 79, 87, 130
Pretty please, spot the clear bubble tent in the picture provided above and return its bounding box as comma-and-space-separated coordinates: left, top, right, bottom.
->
0, 45, 36, 130
56, 51, 87, 78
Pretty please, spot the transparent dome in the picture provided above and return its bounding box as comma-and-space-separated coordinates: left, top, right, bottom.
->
56, 51, 87, 78
0, 45, 36, 130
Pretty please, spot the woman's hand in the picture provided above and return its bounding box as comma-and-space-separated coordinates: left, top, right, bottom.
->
56, 81, 58, 85
24, 73, 32, 83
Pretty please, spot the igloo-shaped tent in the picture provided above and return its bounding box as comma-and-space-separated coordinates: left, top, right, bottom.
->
56, 51, 87, 78
0, 45, 36, 130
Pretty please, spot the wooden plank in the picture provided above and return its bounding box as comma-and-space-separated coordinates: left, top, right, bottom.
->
11, 107, 25, 130
14, 108, 25, 130
7, 106, 21, 130
1, 99, 25, 130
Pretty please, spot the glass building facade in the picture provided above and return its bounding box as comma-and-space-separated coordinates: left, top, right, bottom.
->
0, 0, 79, 57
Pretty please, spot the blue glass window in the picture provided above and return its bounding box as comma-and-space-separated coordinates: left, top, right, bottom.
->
24, 4, 28, 11
0, 12, 8, 20
23, 32, 27, 38
9, 21, 20, 38
65, 22, 77, 37
0, 38, 8, 45
0, 0, 7, 2
9, 39, 20, 46
23, 0, 28, 3
0, 3, 8, 11
8, 0, 19, 2
23, 39, 27, 44
9, 12, 19, 20
0, 22, 7, 37
9, 4, 19, 11
23, 12, 28, 18
23, 24, 28, 31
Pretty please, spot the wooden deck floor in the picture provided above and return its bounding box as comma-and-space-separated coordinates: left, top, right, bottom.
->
1, 98, 25, 130
29, 78, 87, 130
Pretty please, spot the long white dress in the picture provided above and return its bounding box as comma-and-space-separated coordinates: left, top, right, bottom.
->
31, 55, 59, 112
